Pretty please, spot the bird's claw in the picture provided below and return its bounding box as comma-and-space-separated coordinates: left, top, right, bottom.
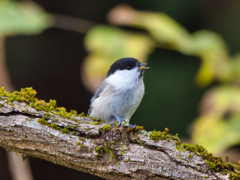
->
114, 116, 126, 127
114, 116, 136, 128
128, 123, 136, 129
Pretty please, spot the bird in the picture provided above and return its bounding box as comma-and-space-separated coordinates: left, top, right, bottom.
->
88, 57, 149, 128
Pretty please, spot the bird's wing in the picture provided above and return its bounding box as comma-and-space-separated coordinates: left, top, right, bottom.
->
88, 80, 108, 114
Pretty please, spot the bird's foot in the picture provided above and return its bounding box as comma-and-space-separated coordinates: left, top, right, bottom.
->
114, 116, 126, 127
114, 116, 136, 128
128, 123, 136, 129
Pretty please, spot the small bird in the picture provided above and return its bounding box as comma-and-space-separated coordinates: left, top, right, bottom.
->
88, 57, 149, 128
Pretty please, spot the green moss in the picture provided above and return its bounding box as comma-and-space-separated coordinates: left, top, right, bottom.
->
149, 128, 179, 142
104, 141, 116, 161
70, 110, 77, 115
229, 171, 240, 179
38, 117, 48, 125
222, 170, 228, 175
178, 156, 183, 159
188, 154, 193, 158
78, 137, 85, 141
104, 147, 115, 161
51, 123, 61, 130
121, 150, 126, 154
146, 126, 240, 178
72, 125, 77, 129
225, 155, 229, 162
0, 87, 91, 134
80, 144, 86, 148
115, 161, 120, 167
78, 112, 86, 117
136, 139, 147, 148
175, 139, 181, 147
103, 125, 111, 132
0, 87, 88, 121
61, 128, 69, 134
72, 131, 76, 135
175, 142, 240, 178
95, 146, 102, 154
91, 117, 98, 121
76, 141, 86, 147
90, 122, 99, 125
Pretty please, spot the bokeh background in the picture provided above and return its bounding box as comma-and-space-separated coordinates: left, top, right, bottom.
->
1, 0, 240, 179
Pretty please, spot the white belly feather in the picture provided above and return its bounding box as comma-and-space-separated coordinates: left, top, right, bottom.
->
90, 80, 144, 124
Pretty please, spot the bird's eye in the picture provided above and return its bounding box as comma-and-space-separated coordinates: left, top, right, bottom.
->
126, 66, 131, 70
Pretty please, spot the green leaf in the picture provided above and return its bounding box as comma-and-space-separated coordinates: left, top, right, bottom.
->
192, 86, 240, 154
108, 6, 230, 86
0, 1, 53, 35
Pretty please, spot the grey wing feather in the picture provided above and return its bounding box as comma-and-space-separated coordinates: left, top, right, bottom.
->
88, 80, 108, 114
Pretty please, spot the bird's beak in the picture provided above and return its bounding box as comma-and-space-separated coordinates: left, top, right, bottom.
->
140, 63, 150, 70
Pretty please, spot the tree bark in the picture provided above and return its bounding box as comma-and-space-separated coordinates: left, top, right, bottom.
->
0, 98, 229, 180
0, 36, 33, 180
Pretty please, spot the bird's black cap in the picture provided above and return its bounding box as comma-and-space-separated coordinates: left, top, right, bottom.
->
107, 58, 141, 77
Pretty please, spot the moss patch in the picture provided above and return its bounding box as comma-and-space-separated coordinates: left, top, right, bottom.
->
61, 128, 69, 134
136, 139, 148, 148
51, 123, 61, 130
188, 154, 192, 158
149, 128, 179, 142
0, 87, 92, 120
90, 122, 99, 125
115, 161, 120, 167
78, 137, 85, 141
38, 117, 48, 125
103, 125, 111, 132
76, 142, 86, 148
104, 141, 116, 161
146, 127, 240, 179
175, 141, 240, 179
72, 125, 77, 129
95, 146, 103, 155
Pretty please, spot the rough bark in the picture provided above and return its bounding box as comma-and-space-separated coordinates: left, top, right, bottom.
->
0, 98, 229, 180
0, 36, 33, 180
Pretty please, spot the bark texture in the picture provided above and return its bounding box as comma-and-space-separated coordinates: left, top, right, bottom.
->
0, 98, 229, 180
0, 36, 33, 180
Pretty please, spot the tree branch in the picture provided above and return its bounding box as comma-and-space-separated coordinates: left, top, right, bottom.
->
0, 98, 230, 179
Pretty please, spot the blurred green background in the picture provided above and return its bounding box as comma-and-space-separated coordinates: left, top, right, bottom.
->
1, 0, 240, 180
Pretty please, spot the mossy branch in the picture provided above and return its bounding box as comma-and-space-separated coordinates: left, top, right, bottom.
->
0, 88, 237, 179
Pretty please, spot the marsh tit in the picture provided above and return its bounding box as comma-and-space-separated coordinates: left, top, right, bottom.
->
88, 57, 149, 128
